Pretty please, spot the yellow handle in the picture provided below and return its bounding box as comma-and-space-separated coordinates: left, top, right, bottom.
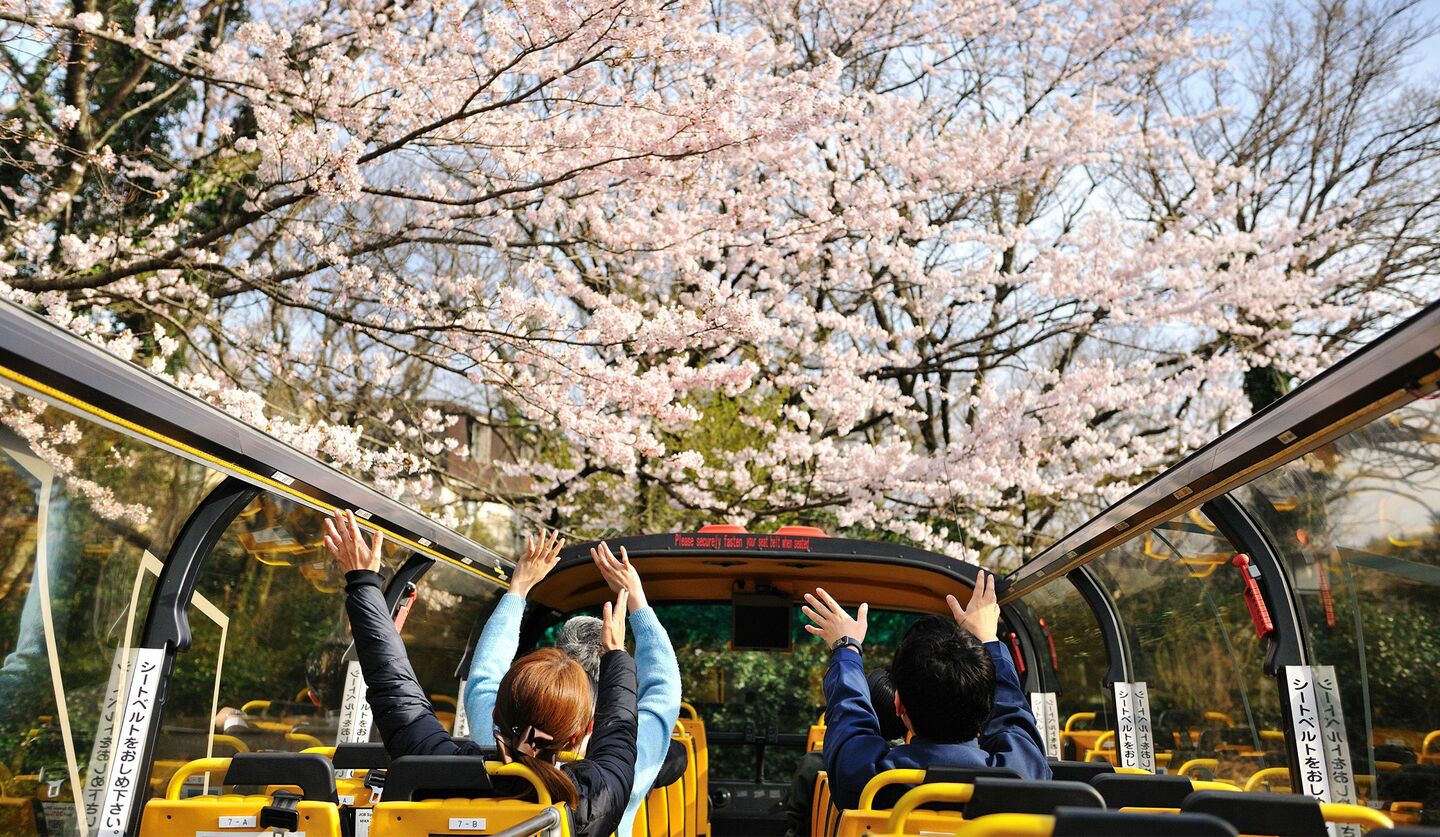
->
1243, 767, 1291, 792
165, 758, 231, 800
1114, 767, 1150, 775
950, 813, 1055, 836
857, 769, 926, 810
430, 694, 458, 711
301, 746, 336, 758
1064, 712, 1096, 733
213, 735, 250, 754
1423, 729, 1440, 757
1320, 803, 1394, 832
1177, 758, 1218, 778
286, 732, 324, 749
489, 761, 553, 806
1192, 780, 1239, 792
679, 703, 700, 721
241, 700, 270, 714
884, 782, 973, 834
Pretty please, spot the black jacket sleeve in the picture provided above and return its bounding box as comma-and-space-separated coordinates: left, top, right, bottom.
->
343, 569, 485, 758
566, 649, 639, 837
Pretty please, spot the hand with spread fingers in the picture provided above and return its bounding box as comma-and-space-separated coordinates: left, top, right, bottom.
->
601, 588, 629, 651
802, 587, 869, 648
947, 569, 1000, 642
323, 509, 384, 574
591, 541, 647, 613
510, 529, 566, 600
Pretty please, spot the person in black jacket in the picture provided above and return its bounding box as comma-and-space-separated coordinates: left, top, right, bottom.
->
324, 509, 639, 837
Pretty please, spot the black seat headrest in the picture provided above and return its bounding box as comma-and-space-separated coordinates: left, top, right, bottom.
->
1091, 772, 1195, 808
1053, 806, 1238, 836
333, 742, 390, 770
1182, 789, 1327, 836
964, 777, 1105, 818
383, 755, 495, 802
223, 753, 337, 803
653, 739, 689, 789
1047, 760, 1116, 783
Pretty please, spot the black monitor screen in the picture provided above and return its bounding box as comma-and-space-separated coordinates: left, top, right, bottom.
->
732, 593, 793, 651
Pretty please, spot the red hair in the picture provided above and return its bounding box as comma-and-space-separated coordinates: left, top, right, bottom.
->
494, 648, 593, 807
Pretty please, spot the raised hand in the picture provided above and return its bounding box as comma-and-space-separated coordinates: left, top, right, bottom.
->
947, 569, 999, 642
510, 529, 566, 599
802, 587, 869, 647
601, 589, 629, 651
324, 509, 383, 573
590, 541, 647, 613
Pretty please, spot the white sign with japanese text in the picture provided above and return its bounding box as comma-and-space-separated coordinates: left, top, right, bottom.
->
453, 679, 470, 738
337, 660, 374, 745
1029, 692, 1062, 759
1285, 665, 1342, 837
1313, 666, 1360, 837
1130, 681, 1156, 772
96, 647, 164, 837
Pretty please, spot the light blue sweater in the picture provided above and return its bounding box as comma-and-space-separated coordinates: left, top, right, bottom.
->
465, 593, 681, 837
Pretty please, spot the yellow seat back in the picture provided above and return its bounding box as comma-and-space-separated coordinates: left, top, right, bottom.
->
138, 757, 341, 837
370, 762, 570, 837
673, 725, 699, 837
834, 770, 968, 837
678, 703, 710, 837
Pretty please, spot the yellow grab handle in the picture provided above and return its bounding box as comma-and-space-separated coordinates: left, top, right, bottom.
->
884, 782, 974, 834
1192, 780, 1240, 792
857, 768, 926, 810
165, 758, 231, 800
1177, 758, 1218, 778
301, 746, 336, 758
489, 761, 552, 806
1064, 712, 1096, 733
679, 703, 700, 721
949, 813, 1055, 836
240, 700, 270, 714
1320, 803, 1393, 832
213, 734, 250, 754
1243, 767, 1291, 791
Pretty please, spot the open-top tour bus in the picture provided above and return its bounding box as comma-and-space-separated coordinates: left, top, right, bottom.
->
1, 294, 1438, 836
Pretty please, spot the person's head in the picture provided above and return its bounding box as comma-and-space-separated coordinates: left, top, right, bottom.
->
866, 666, 908, 742
555, 615, 603, 693
493, 648, 593, 807
889, 615, 995, 743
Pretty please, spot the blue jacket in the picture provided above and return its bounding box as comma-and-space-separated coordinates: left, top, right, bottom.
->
465, 593, 681, 836
822, 639, 1051, 810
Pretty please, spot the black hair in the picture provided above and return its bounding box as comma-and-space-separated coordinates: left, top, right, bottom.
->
866, 666, 908, 742
889, 615, 995, 742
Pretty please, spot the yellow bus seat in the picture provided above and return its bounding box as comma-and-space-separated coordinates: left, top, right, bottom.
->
1183, 789, 1394, 834
812, 771, 830, 837
1422, 730, 1440, 766
138, 753, 341, 837
673, 725, 699, 837
370, 758, 570, 837
645, 776, 672, 837
679, 703, 710, 837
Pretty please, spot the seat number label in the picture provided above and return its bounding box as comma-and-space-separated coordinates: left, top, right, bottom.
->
448, 817, 488, 830
218, 816, 256, 827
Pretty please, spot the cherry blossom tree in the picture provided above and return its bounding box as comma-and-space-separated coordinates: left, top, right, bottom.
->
2, 0, 1435, 562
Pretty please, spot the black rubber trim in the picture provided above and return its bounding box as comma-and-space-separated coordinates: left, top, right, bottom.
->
226, 753, 339, 803
1066, 566, 1131, 687
1202, 495, 1306, 672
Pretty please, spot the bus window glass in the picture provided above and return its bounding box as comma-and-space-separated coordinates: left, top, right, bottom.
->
0, 396, 218, 836
1023, 578, 1111, 760
1088, 509, 1281, 783
155, 494, 409, 782
394, 559, 506, 731
648, 602, 922, 782
1239, 394, 1440, 814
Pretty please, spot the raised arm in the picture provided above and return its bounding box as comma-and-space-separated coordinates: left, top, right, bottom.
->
464, 529, 565, 740
569, 589, 640, 837
592, 543, 681, 796
326, 509, 481, 757
948, 570, 1050, 779
805, 588, 886, 810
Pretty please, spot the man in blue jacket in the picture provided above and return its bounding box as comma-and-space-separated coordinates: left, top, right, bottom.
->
803, 570, 1051, 811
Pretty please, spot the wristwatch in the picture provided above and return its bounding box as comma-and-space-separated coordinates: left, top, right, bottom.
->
830, 636, 863, 656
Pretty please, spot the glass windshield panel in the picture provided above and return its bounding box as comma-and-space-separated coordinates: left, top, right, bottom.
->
0, 392, 218, 836
1238, 394, 1440, 814
1022, 578, 1112, 760
155, 494, 411, 785
397, 559, 505, 730
1088, 509, 1281, 782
